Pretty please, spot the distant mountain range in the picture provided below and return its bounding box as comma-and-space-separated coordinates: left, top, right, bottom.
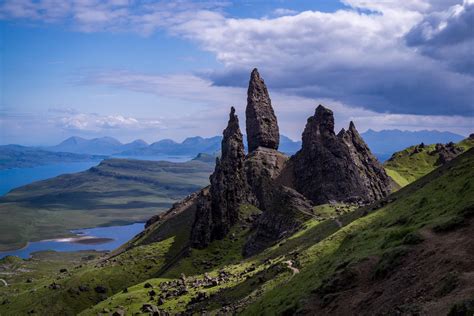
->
46, 130, 466, 161
0, 130, 466, 169
46, 136, 148, 155
43, 135, 304, 157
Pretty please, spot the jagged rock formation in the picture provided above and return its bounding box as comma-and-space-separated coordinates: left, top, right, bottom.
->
245, 147, 288, 209
338, 121, 394, 201
190, 71, 392, 254
191, 107, 248, 248
292, 105, 391, 204
246, 68, 280, 152
433, 142, 464, 165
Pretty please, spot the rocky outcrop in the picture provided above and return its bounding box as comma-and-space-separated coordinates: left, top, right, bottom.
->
433, 142, 464, 165
246, 68, 280, 152
244, 185, 313, 256
338, 121, 394, 201
292, 105, 391, 204
245, 147, 288, 209
189, 71, 393, 254
191, 107, 248, 248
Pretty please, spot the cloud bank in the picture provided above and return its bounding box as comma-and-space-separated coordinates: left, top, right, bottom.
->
1, 0, 472, 144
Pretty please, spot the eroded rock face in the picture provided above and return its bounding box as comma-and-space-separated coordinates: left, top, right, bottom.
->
245, 147, 288, 209
292, 105, 390, 204
338, 122, 394, 201
244, 185, 313, 256
191, 107, 247, 248
246, 68, 280, 152
190, 189, 212, 248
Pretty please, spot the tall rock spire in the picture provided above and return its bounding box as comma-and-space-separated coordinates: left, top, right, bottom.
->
191, 107, 247, 248
246, 68, 280, 152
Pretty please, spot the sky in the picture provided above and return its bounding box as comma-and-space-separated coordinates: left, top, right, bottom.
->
0, 0, 473, 146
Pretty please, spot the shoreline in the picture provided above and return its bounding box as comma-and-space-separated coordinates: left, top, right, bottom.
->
0, 222, 145, 255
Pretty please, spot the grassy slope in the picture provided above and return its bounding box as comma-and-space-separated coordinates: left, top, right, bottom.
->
82, 149, 473, 315
0, 200, 199, 315
2, 150, 472, 315
243, 148, 474, 314
384, 137, 473, 187
0, 158, 213, 251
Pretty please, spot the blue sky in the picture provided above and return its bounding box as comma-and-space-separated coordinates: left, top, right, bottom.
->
0, 0, 473, 145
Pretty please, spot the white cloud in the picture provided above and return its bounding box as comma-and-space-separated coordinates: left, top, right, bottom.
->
272, 8, 298, 17
165, 1, 473, 116
55, 112, 161, 131
80, 71, 474, 139
1, 0, 472, 140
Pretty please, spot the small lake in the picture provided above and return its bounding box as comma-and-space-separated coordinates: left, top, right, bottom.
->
0, 222, 145, 259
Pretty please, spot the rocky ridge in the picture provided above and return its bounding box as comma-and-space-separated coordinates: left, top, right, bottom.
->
190, 69, 392, 253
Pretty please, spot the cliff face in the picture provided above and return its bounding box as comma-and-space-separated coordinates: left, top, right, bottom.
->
338, 121, 394, 201
190, 70, 392, 253
291, 105, 371, 204
246, 68, 280, 153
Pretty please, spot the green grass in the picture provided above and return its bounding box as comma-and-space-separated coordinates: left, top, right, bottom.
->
2, 150, 473, 315
0, 158, 213, 251
243, 149, 474, 314
384, 137, 473, 187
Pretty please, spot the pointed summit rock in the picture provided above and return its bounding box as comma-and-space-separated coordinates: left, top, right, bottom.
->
338, 121, 394, 201
292, 105, 388, 204
191, 107, 248, 248
246, 68, 280, 152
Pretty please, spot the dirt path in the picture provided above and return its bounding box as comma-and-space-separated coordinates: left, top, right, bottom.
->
284, 260, 300, 275
0, 279, 8, 286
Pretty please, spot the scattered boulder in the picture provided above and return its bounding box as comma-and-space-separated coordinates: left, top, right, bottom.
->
94, 285, 107, 294
48, 282, 61, 290
112, 308, 125, 316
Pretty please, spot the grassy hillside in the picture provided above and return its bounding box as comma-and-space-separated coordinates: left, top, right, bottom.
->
1, 150, 472, 315
0, 145, 105, 169
384, 136, 474, 187
0, 158, 213, 251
